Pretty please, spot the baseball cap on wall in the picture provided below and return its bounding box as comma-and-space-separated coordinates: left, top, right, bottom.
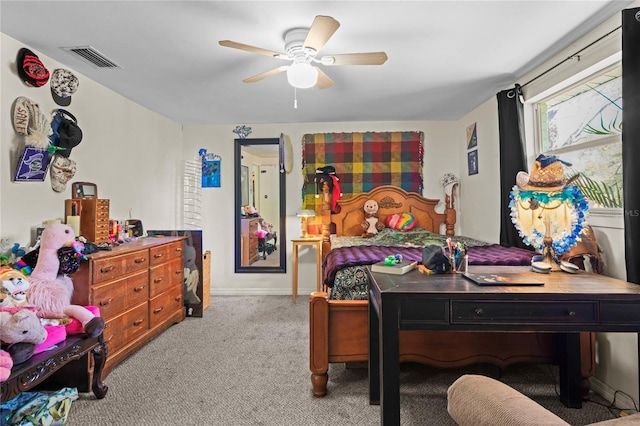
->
17, 48, 50, 87
50, 69, 79, 106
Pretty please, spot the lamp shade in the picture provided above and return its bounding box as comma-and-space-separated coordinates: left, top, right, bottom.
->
287, 62, 318, 89
296, 209, 316, 238
296, 209, 316, 218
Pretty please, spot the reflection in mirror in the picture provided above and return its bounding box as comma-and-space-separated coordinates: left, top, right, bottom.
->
234, 136, 286, 273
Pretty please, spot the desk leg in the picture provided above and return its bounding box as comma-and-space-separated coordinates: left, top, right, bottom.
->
292, 244, 298, 304
380, 300, 401, 425
557, 333, 582, 408
91, 337, 109, 399
369, 295, 380, 405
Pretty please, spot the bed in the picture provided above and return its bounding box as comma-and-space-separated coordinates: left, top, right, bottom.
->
309, 184, 595, 397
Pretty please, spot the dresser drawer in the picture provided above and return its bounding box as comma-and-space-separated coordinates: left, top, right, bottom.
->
92, 250, 150, 284
451, 300, 598, 325
149, 257, 183, 298
93, 270, 149, 319
149, 286, 183, 329
150, 241, 184, 266
102, 302, 148, 354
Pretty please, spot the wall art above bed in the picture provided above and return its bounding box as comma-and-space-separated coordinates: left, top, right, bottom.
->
301, 131, 424, 211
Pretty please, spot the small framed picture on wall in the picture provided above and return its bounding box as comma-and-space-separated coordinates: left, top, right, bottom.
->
468, 150, 478, 175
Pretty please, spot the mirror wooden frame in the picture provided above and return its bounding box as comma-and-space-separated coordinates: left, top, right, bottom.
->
234, 136, 286, 273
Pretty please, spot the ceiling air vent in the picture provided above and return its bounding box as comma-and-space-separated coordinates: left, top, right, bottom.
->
61, 46, 122, 69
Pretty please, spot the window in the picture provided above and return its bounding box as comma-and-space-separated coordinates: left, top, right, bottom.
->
533, 64, 622, 211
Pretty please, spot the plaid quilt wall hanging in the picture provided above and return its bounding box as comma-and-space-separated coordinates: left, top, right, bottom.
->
301, 131, 424, 211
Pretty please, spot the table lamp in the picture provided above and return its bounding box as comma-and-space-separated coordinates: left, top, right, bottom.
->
510, 155, 588, 271
296, 209, 316, 238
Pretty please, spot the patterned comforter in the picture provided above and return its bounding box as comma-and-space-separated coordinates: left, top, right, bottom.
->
324, 228, 534, 300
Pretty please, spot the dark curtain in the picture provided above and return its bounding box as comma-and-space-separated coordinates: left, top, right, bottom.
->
623, 7, 640, 284
497, 84, 530, 249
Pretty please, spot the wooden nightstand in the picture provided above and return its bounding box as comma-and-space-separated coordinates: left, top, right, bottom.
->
291, 237, 322, 303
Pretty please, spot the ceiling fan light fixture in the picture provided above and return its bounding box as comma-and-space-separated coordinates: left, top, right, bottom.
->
286, 62, 318, 89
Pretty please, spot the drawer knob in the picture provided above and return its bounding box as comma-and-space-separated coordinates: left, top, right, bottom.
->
474, 308, 484, 316
568, 311, 576, 317
175, 296, 182, 302
154, 277, 163, 284
99, 298, 113, 306
133, 319, 144, 326
100, 265, 115, 273
154, 253, 164, 259
134, 257, 146, 264
134, 285, 145, 293
154, 306, 164, 314
174, 270, 182, 275
175, 247, 183, 253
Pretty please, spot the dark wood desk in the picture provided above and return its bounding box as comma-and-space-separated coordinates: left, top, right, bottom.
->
367, 265, 640, 425
1, 335, 108, 403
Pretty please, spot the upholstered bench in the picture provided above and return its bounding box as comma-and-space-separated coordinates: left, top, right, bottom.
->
447, 374, 640, 426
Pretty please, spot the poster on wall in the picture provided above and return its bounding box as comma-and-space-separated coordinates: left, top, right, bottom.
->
466, 122, 478, 150
468, 150, 479, 176
147, 229, 204, 317
199, 148, 221, 188
14, 146, 50, 182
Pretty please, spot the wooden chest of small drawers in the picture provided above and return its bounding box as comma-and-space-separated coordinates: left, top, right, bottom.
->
71, 236, 185, 382
241, 218, 259, 265
65, 198, 110, 243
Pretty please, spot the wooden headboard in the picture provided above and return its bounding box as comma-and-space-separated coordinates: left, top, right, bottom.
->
319, 184, 456, 256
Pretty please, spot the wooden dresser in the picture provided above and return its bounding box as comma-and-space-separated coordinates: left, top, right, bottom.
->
71, 236, 185, 379
241, 218, 259, 265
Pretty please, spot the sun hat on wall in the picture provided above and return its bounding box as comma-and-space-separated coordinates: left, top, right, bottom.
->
17, 48, 50, 87
50, 69, 79, 106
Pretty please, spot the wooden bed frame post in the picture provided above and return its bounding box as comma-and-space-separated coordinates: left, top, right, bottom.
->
321, 181, 332, 260
309, 292, 329, 397
445, 192, 456, 236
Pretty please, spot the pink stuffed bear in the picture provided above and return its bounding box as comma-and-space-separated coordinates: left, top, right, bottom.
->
26, 224, 105, 338
0, 349, 12, 381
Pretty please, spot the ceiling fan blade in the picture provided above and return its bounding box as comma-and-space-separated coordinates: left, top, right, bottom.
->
303, 15, 340, 52
315, 67, 334, 90
322, 52, 388, 66
219, 40, 285, 58
243, 66, 288, 83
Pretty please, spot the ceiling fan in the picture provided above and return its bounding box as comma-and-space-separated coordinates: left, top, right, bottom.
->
219, 15, 388, 90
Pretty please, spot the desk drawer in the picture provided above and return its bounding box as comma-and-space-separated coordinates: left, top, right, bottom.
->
451, 301, 598, 325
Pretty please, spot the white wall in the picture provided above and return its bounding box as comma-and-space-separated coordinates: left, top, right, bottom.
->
181, 122, 459, 295
1, 34, 183, 246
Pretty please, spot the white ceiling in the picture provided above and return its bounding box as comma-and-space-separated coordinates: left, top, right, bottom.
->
0, 1, 632, 126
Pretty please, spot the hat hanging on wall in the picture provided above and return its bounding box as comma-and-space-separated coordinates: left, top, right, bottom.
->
12, 96, 52, 149
50, 155, 77, 193
16, 48, 50, 87
50, 69, 79, 106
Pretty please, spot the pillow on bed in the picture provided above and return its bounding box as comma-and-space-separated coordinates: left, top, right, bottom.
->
385, 212, 417, 231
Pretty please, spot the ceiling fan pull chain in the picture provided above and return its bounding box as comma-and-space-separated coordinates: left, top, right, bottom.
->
294, 87, 298, 109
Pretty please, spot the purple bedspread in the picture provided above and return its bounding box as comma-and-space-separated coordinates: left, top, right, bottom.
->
322, 244, 534, 287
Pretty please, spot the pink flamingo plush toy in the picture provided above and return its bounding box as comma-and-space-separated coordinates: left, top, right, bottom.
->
26, 223, 105, 337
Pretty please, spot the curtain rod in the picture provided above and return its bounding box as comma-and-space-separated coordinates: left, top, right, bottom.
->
521, 25, 621, 88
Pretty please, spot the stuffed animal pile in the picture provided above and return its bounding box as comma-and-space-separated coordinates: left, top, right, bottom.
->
26, 224, 104, 338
